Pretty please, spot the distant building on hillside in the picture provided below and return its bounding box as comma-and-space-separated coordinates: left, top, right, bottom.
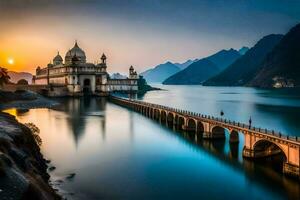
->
33, 41, 138, 96
272, 76, 294, 88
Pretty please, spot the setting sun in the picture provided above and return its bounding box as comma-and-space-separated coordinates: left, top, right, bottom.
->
8, 58, 14, 65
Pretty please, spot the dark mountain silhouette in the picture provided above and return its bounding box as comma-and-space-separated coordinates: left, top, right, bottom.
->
8, 71, 33, 84
140, 62, 181, 83
248, 23, 300, 88
238, 46, 249, 55
203, 34, 283, 86
163, 49, 240, 85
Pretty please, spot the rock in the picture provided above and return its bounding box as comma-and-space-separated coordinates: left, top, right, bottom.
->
48, 166, 56, 171
0, 112, 61, 199
66, 173, 76, 180
54, 179, 64, 185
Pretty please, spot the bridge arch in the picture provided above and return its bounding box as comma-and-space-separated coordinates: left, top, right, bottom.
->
230, 130, 239, 143
252, 139, 287, 172
167, 112, 175, 126
140, 106, 144, 114
177, 115, 185, 130
146, 107, 151, 117
211, 126, 227, 139
197, 121, 204, 135
187, 118, 196, 133
139, 106, 143, 113
154, 109, 160, 121
161, 110, 167, 123
253, 139, 287, 159
150, 108, 154, 118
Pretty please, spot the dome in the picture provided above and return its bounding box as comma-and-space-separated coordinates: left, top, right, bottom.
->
53, 52, 63, 65
65, 41, 86, 64
71, 54, 81, 63
53, 52, 63, 62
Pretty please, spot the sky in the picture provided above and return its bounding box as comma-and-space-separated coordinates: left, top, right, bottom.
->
0, 0, 299, 74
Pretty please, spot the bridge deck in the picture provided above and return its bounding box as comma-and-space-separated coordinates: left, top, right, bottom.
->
110, 96, 300, 145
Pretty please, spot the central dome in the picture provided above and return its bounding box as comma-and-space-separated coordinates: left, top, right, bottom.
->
65, 41, 86, 64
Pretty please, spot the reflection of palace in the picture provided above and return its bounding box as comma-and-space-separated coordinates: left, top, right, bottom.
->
54, 98, 107, 145
33, 41, 138, 96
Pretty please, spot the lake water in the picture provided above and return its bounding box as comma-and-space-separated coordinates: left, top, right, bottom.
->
6, 85, 300, 199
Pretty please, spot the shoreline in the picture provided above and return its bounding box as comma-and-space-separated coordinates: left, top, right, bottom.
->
0, 90, 59, 111
0, 111, 61, 199
0, 90, 62, 199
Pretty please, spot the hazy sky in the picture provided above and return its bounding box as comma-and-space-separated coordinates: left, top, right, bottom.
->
0, 0, 299, 74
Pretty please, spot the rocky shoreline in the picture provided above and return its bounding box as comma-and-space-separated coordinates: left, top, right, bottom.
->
0, 90, 61, 199
0, 111, 61, 199
0, 90, 58, 110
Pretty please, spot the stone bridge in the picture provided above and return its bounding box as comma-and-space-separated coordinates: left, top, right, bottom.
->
110, 96, 300, 179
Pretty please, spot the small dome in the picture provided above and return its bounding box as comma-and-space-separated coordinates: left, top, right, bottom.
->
65, 41, 86, 64
53, 52, 63, 62
129, 65, 134, 70
101, 53, 107, 60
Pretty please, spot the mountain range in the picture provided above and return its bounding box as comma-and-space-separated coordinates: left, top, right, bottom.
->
248, 23, 300, 88
203, 34, 283, 86
140, 62, 181, 83
163, 48, 241, 85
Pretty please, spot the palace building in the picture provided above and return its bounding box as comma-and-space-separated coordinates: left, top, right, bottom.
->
33, 41, 138, 96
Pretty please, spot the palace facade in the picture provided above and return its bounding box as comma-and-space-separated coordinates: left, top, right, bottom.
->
33, 41, 138, 96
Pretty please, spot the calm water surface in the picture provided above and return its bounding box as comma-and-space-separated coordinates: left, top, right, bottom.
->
7, 86, 300, 199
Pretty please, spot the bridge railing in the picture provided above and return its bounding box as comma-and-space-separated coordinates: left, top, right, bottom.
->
110, 96, 300, 142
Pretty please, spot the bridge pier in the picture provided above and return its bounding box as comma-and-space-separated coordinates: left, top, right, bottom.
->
284, 163, 300, 178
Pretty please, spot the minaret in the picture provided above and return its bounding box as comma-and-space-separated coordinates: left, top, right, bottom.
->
129, 66, 137, 79
101, 53, 107, 64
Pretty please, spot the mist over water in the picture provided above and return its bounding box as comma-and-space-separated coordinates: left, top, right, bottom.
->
7, 86, 300, 199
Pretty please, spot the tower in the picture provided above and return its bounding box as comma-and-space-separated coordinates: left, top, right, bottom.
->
99, 53, 107, 73
101, 53, 107, 64
129, 66, 138, 79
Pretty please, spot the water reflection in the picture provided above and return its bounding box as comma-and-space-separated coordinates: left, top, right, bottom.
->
4, 91, 300, 200
52, 97, 107, 145
168, 128, 300, 200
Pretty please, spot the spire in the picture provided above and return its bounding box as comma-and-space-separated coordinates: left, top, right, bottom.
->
74, 40, 79, 48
